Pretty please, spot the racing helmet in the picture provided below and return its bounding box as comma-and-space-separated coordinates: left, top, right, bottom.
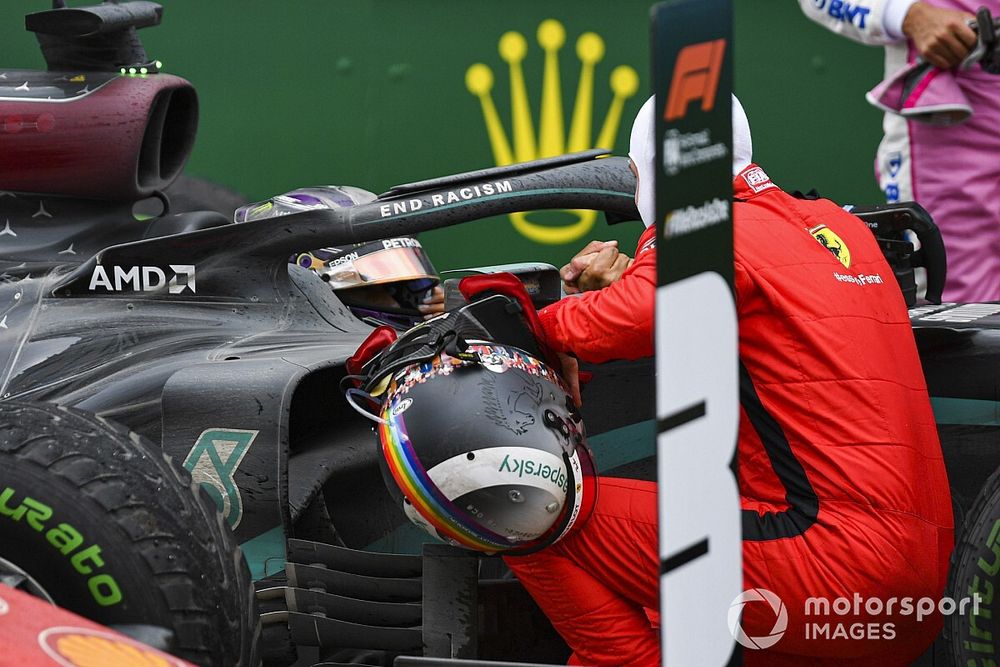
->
234, 185, 378, 222
235, 186, 439, 329
293, 238, 439, 329
360, 326, 597, 555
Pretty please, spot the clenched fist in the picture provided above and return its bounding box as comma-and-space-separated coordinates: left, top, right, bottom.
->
561, 240, 634, 294
903, 2, 977, 69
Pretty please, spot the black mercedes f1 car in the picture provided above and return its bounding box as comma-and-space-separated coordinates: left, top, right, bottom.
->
0, 3, 996, 666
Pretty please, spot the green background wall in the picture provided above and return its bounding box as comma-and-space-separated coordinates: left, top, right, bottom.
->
1, 1, 885, 270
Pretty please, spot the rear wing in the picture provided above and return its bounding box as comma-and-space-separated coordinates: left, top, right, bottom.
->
52, 151, 638, 302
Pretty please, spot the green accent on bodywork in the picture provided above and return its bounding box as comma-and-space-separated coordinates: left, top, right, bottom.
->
589, 420, 655, 472
931, 397, 1000, 426
367, 522, 429, 556
240, 525, 286, 580
366, 420, 656, 555
183, 429, 259, 529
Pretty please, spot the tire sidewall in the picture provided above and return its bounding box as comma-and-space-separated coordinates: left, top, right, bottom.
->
0, 402, 257, 665
0, 458, 172, 623
947, 465, 1000, 664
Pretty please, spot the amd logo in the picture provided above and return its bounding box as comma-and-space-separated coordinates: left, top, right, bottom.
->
89, 264, 196, 294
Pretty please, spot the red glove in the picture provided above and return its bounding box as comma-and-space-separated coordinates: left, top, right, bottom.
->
458, 273, 591, 403
346, 325, 398, 378
459, 273, 549, 346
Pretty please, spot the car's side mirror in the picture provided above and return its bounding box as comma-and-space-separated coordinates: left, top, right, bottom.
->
442, 262, 562, 311
850, 202, 947, 306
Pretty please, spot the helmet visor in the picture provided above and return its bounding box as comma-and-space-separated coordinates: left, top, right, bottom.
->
320, 245, 438, 290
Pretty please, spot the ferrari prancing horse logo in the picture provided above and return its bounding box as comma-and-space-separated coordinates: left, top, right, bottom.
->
809, 224, 851, 269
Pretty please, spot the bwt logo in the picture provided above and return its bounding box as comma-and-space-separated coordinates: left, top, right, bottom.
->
811, 0, 871, 29
728, 588, 788, 650
88, 264, 196, 294
664, 38, 726, 121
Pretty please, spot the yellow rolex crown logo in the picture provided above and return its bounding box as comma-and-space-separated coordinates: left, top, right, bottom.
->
466, 19, 639, 244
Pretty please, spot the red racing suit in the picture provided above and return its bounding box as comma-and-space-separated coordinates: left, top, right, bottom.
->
538, 223, 658, 363
506, 165, 953, 666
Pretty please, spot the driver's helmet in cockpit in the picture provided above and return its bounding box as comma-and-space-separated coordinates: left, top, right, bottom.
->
235, 186, 439, 330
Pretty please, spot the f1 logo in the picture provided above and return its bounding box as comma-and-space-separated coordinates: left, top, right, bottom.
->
664, 39, 726, 121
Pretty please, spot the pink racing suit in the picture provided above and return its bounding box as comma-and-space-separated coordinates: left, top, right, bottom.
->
800, 0, 1000, 301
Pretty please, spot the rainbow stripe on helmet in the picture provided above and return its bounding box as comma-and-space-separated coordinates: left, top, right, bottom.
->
379, 402, 511, 552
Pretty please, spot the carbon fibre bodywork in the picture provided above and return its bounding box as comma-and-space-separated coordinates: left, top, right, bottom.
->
0, 152, 645, 577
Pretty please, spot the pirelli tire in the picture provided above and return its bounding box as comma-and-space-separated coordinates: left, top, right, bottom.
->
946, 463, 1000, 665
0, 401, 257, 666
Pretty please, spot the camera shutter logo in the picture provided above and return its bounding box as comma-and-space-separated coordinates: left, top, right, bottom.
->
728, 588, 788, 649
